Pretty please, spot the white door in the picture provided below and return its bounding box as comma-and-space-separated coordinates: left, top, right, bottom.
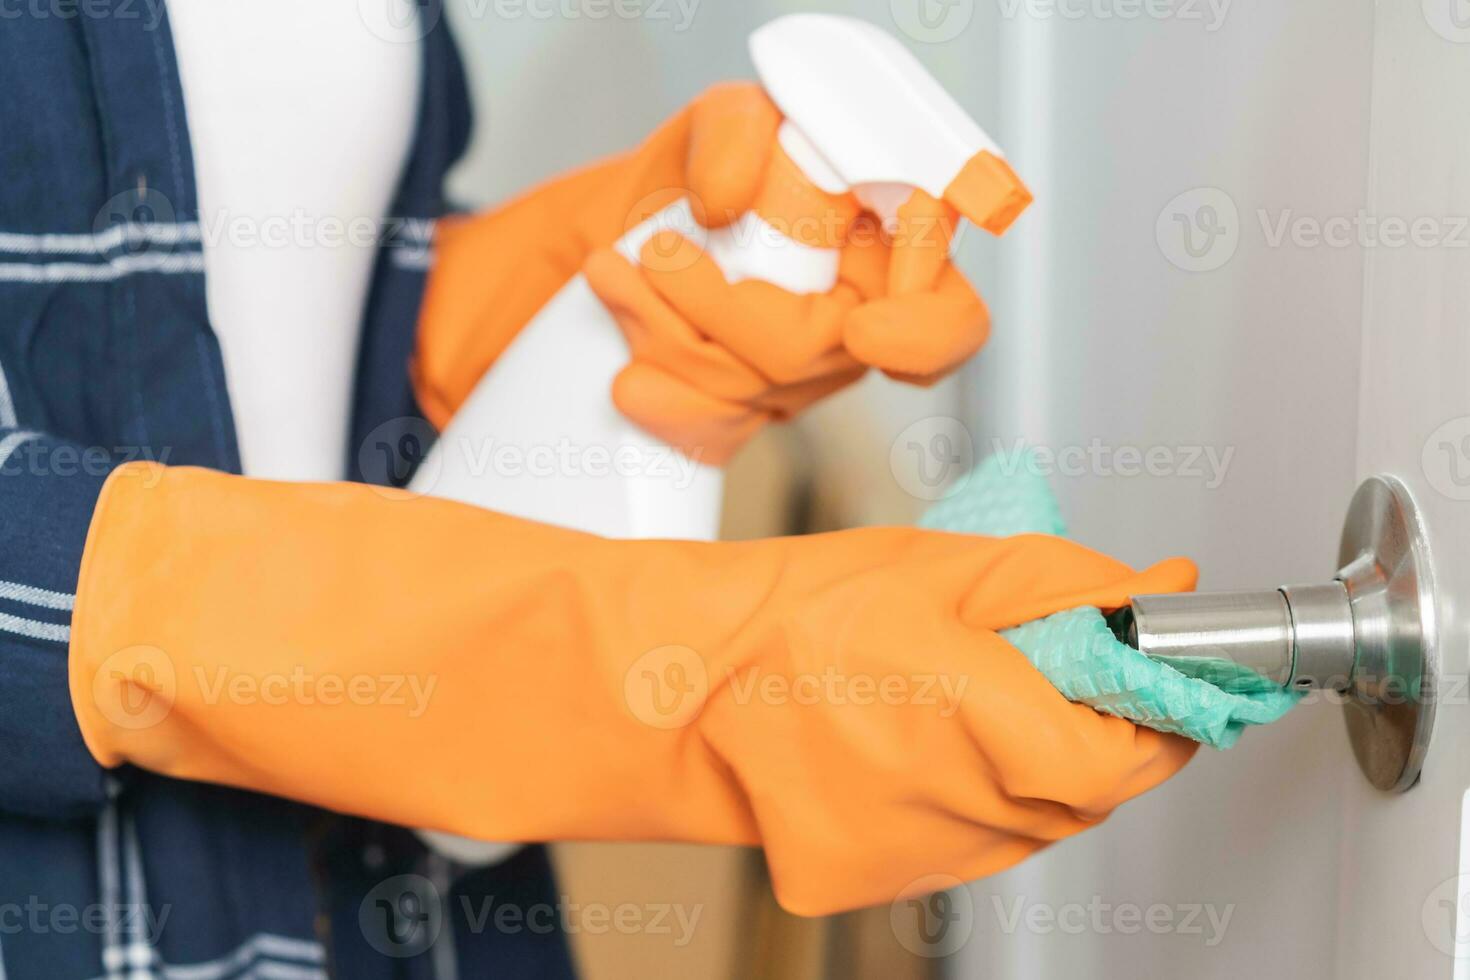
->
952, 0, 1470, 976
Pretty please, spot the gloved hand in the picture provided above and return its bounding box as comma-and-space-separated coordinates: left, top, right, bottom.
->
582, 190, 982, 463
71, 463, 1194, 916
413, 82, 791, 432
414, 83, 1029, 463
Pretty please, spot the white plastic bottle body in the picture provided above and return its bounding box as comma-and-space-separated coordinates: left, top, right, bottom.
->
416, 252, 723, 540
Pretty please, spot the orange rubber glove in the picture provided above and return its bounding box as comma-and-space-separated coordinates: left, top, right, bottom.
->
70, 463, 1196, 916
414, 83, 1030, 464
413, 82, 789, 432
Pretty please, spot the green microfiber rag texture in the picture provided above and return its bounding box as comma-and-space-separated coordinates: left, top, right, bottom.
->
919, 453, 1299, 749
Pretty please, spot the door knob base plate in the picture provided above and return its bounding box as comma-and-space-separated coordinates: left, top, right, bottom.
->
1337, 475, 1437, 794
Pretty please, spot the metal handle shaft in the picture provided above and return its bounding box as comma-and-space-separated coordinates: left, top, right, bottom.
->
1125, 584, 1355, 691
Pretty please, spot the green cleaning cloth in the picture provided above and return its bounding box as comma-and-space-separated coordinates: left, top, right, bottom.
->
920, 454, 1299, 749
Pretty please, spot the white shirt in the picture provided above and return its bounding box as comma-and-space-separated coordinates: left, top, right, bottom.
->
168, 0, 422, 481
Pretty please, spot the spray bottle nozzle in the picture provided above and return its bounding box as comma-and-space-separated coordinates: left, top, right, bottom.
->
946, 151, 1033, 236
750, 15, 1031, 237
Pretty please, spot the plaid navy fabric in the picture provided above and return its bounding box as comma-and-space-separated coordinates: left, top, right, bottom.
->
0, 4, 574, 978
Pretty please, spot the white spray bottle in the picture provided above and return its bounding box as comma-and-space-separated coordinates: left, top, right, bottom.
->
412, 13, 1030, 865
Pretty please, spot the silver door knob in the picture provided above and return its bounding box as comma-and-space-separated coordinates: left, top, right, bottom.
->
1119, 476, 1437, 793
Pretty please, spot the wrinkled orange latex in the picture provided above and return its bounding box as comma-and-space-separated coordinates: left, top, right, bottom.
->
71, 464, 1196, 916
414, 82, 1030, 464
414, 82, 786, 432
